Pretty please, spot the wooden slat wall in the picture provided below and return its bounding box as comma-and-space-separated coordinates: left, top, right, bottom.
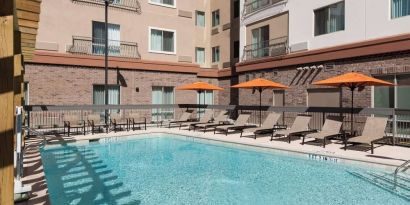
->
16, 0, 42, 61
0, 0, 41, 203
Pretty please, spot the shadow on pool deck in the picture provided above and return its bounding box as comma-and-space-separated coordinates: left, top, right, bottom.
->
17, 134, 141, 205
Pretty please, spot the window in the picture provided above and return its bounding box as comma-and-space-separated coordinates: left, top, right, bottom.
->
93, 85, 120, 105
233, 41, 240, 58
251, 25, 269, 58
196, 11, 205, 27
212, 10, 220, 27
195, 47, 205, 64
149, 0, 175, 7
149, 28, 176, 54
197, 91, 213, 116
23, 82, 29, 106
92, 21, 121, 56
152, 86, 175, 120
392, 0, 410, 18
212, 46, 220, 63
234, 0, 240, 18
314, 1, 345, 36
374, 75, 410, 109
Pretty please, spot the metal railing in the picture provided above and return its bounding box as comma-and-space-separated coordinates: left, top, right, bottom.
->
243, 36, 288, 61
244, 0, 285, 15
23, 104, 410, 146
67, 36, 140, 59
393, 159, 410, 189
72, 0, 141, 13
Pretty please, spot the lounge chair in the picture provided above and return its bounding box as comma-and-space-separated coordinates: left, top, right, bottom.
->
240, 112, 285, 139
194, 110, 229, 132
302, 116, 344, 147
110, 113, 129, 132
87, 114, 109, 134
166, 111, 194, 128
344, 116, 390, 154
179, 109, 214, 130
214, 113, 254, 136
271, 115, 314, 143
128, 113, 147, 130
63, 115, 85, 136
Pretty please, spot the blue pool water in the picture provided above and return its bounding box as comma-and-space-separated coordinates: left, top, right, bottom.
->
40, 134, 409, 205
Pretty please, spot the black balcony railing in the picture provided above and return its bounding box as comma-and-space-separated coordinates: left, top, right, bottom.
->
72, 0, 141, 13
67, 36, 141, 59
243, 36, 288, 61
244, 0, 285, 15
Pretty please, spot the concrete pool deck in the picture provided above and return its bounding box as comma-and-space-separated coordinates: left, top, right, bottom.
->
17, 126, 410, 204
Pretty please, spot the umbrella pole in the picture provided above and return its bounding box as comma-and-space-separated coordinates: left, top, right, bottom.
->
198, 91, 201, 119
259, 88, 262, 127
350, 87, 355, 135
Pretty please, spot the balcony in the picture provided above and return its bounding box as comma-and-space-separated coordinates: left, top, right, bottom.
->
243, 36, 288, 61
244, 0, 286, 16
72, 0, 141, 13
67, 36, 141, 59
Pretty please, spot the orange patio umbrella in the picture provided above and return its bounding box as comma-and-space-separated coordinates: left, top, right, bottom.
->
313, 72, 394, 134
176, 82, 223, 118
232, 78, 289, 126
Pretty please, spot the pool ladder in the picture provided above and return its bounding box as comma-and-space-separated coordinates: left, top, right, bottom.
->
23, 126, 47, 146
393, 159, 410, 190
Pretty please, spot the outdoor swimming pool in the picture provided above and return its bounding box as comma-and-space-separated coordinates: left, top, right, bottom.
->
40, 133, 409, 205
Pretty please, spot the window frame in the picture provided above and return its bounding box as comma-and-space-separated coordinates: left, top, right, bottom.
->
314, 1, 345, 36
148, 27, 177, 55
391, 0, 410, 19
196, 10, 206, 27
195, 47, 206, 64
212, 9, 220, 27
148, 0, 176, 9
92, 84, 121, 105
212, 46, 220, 63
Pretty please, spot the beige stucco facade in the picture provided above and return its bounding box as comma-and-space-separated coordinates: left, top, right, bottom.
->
35, 0, 236, 69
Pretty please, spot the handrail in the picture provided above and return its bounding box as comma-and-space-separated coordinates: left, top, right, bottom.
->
393, 159, 410, 189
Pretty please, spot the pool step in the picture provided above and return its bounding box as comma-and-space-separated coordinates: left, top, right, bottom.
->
350, 171, 410, 200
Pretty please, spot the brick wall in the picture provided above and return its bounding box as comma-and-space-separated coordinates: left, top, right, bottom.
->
24, 64, 218, 105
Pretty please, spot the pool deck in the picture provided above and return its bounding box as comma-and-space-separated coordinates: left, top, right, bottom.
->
17, 126, 410, 205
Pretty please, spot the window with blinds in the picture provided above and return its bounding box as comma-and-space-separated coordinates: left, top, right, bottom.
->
196, 47, 205, 65
392, 0, 410, 19
196, 11, 205, 27
92, 21, 121, 56
314, 1, 345, 36
149, 28, 176, 54
152, 86, 175, 121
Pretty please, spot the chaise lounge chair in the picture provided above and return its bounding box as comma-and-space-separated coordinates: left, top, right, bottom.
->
302, 116, 344, 147
214, 113, 253, 136
166, 111, 194, 128
193, 110, 229, 132
179, 109, 214, 130
344, 116, 390, 154
110, 113, 129, 132
240, 112, 285, 139
63, 115, 86, 136
128, 113, 147, 130
271, 115, 314, 143
87, 114, 109, 134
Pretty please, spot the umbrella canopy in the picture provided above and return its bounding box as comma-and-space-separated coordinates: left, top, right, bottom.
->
312, 72, 394, 88
231, 78, 288, 126
312, 72, 394, 134
176, 82, 223, 119
232, 78, 289, 90
176, 82, 223, 91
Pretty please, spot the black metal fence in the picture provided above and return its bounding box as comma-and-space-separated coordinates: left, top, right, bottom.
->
24, 104, 410, 146
72, 0, 141, 13
244, 0, 285, 15
243, 37, 288, 61
67, 36, 140, 59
